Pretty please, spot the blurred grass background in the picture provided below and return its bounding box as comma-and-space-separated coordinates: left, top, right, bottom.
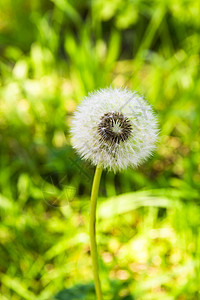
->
0, 0, 200, 299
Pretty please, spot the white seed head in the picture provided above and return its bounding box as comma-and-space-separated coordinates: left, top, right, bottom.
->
70, 87, 159, 172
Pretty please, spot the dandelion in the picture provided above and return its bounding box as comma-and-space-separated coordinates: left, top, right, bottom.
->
70, 87, 158, 300
71, 87, 158, 172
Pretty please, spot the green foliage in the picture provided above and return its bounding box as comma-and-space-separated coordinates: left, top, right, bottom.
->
54, 284, 95, 300
0, 0, 200, 299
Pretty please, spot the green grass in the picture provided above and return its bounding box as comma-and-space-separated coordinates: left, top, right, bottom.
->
0, 0, 200, 299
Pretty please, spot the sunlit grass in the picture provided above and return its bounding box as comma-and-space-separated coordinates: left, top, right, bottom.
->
0, 0, 200, 299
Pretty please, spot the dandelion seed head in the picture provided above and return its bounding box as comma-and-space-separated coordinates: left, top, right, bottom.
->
70, 87, 159, 172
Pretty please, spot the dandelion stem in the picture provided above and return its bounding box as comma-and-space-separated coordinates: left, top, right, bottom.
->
89, 164, 103, 300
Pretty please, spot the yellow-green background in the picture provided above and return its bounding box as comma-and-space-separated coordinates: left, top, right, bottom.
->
0, 0, 200, 299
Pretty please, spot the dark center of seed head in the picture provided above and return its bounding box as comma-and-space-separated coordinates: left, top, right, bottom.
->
97, 112, 132, 144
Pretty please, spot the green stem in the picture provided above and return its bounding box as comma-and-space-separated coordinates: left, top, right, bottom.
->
89, 164, 103, 300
